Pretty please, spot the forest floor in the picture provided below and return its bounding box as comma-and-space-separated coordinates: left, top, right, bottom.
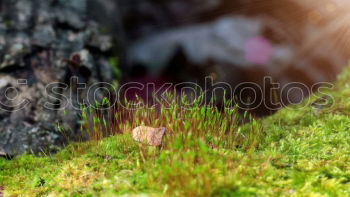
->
2, 67, 350, 196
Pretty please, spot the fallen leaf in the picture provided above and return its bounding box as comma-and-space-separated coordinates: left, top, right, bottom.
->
132, 126, 166, 147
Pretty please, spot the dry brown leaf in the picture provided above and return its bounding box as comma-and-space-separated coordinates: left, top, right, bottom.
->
132, 126, 166, 147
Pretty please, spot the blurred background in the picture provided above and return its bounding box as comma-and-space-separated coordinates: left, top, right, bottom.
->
89, 0, 350, 115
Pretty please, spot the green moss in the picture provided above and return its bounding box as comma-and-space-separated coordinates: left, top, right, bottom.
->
2, 68, 350, 196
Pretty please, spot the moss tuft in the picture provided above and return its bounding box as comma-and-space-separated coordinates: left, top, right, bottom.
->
2, 67, 350, 196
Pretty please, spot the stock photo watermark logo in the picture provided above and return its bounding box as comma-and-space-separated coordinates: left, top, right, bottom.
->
0, 76, 335, 112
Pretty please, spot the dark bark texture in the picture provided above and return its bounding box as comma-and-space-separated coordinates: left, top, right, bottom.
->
0, 0, 113, 155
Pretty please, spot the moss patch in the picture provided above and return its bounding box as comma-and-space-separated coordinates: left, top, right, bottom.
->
2, 68, 350, 196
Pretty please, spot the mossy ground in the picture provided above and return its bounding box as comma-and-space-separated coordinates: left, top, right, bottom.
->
2, 68, 350, 196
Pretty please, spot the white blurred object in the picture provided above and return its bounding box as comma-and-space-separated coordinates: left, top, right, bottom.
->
129, 16, 295, 75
